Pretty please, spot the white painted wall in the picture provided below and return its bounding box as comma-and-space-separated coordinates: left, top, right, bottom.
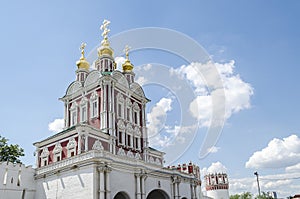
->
207, 189, 229, 199
35, 166, 94, 199
0, 162, 35, 199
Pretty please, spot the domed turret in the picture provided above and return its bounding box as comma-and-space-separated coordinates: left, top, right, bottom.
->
76, 43, 90, 70
76, 43, 90, 83
95, 19, 115, 75
122, 45, 135, 84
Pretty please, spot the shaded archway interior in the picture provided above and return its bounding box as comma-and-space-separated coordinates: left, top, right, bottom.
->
146, 189, 170, 199
114, 191, 130, 199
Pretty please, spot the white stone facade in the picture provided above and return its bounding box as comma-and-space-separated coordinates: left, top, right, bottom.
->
0, 162, 35, 199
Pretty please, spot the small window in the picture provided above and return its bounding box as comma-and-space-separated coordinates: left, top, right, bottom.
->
134, 112, 138, 124
71, 151, 75, 157
57, 156, 60, 162
119, 131, 122, 144
127, 135, 131, 147
81, 106, 87, 122
71, 110, 77, 126
118, 104, 122, 117
127, 108, 131, 121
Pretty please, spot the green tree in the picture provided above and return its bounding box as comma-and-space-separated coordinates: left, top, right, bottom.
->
255, 192, 273, 199
230, 192, 253, 199
0, 135, 24, 163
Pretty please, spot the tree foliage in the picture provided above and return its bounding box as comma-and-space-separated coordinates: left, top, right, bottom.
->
230, 192, 253, 199
0, 135, 24, 164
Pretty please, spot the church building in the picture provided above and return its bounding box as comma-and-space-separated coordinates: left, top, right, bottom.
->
30, 20, 202, 199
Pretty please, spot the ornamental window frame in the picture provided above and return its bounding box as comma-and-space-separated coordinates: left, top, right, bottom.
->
40, 147, 49, 167
117, 93, 124, 119
80, 97, 88, 123
132, 102, 140, 125
134, 127, 141, 151
126, 124, 134, 149
67, 137, 77, 158
117, 120, 125, 146
90, 91, 99, 118
125, 98, 132, 122
70, 103, 78, 126
53, 142, 62, 162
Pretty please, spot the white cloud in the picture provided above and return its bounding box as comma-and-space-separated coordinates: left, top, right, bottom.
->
207, 146, 220, 154
172, 60, 253, 127
201, 162, 227, 176
245, 134, 300, 169
48, 118, 64, 133
114, 56, 126, 71
136, 76, 147, 86
229, 172, 300, 197
286, 163, 300, 173
147, 97, 173, 139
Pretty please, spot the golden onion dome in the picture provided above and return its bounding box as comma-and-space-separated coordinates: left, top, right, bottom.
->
97, 39, 114, 57
122, 59, 133, 72
98, 19, 114, 57
76, 43, 90, 70
122, 45, 133, 72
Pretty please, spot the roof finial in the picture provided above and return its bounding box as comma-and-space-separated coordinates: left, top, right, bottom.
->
100, 19, 111, 45
122, 45, 133, 72
124, 45, 131, 60
80, 42, 86, 58
76, 42, 90, 70
98, 19, 114, 57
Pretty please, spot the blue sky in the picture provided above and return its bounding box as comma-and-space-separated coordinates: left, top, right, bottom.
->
1, 0, 300, 197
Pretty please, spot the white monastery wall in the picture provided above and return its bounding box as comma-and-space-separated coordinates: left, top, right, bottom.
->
207, 189, 230, 199
110, 169, 135, 197
0, 162, 35, 199
35, 166, 94, 199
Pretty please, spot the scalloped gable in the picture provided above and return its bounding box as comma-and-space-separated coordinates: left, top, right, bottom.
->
84, 70, 101, 87
112, 70, 129, 88
130, 82, 146, 98
66, 81, 82, 96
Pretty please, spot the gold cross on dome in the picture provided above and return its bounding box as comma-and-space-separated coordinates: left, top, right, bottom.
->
124, 45, 131, 59
100, 19, 111, 40
80, 42, 86, 57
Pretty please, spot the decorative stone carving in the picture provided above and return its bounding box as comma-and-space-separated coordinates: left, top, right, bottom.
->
40, 147, 49, 158
155, 158, 161, 165
134, 153, 141, 160
92, 140, 104, 151
133, 102, 140, 111
117, 120, 125, 130
67, 137, 77, 149
53, 143, 62, 154
117, 148, 126, 156
149, 156, 154, 164
127, 151, 134, 158
117, 92, 124, 102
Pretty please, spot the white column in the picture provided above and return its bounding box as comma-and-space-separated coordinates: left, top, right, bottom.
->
65, 102, 69, 128
141, 175, 146, 199
99, 168, 105, 199
84, 134, 88, 152
106, 168, 111, 199
78, 134, 82, 154
136, 174, 141, 199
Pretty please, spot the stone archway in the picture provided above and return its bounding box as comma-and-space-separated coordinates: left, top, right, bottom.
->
113, 191, 130, 199
146, 189, 170, 199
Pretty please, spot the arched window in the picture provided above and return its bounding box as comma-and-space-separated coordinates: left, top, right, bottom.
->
70, 103, 78, 126
67, 138, 77, 157
53, 142, 62, 162
90, 91, 99, 118
80, 97, 88, 123
40, 147, 49, 166
132, 102, 140, 125
117, 93, 125, 119
117, 120, 125, 146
